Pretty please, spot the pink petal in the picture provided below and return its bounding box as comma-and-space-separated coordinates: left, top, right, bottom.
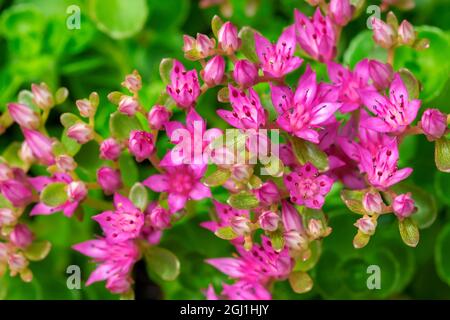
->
205, 258, 245, 278
406, 99, 421, 123
385, 168, 413, 187
189, 182, 211, 200
295, 128, 320, 144
254, 32, 272, 62
168, 193, 187, 213
270, 84, 293, 113
143, 174, 169, 192
310, 102, 341, 125
360, 116, 392, 133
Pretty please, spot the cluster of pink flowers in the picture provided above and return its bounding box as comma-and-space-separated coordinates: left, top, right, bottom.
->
0, 0, 448, 300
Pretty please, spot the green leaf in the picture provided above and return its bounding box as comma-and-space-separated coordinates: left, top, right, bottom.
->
269, 230, 284, 252
227, 191, 259, 209
435, 223, 450, 285
288, 271, 313, 294
144, 246, 180, 281
60, 113, 81, 128
399, 217, 420, 248
343, 30, 387, 67
211, 15, 224, 38
238, 26, 259, 63
294, 240, 321, 272
353, 230, 371, 249
291, 137, 329, 171
88, 0, 149, 39
435, 137, 450, 173
129, 183, 148, 211
340, 189, 366, 215
214, 226, 238, 240
40, 182, 68, 207
203, 169, 231, 187
159, 58, 174, 84
2, 142, 25, 169
23, 240, 51, 261
55, 87, 69, 105
118, 152, 139, 187
398, 68, 420, 100
109, 111, 142, 140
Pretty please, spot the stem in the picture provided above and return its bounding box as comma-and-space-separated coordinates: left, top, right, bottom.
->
149, 152, 163, 172
83, 197, 114, 212
387, 47, 396, 66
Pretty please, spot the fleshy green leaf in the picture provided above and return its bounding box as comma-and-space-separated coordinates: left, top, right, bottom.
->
227, 191, 259, 209
288, 271, 313, 294
211, 15, 224, 38
159, 58, 174, 84
340, 189, 366, 215
238, 26, 259, 63
215, 226, 238, 240
435, 223, 450, 285
40, 182, 68, 207
109, 111, 142, 140
203, 169, 231, 187
129, 183, 148, 211
435, 137, 450, 173
23, 240, 51, 261
144, 246, 180, 281
291, 137, 329, 171
399, 217, 420, 247
60, 113, 81, 128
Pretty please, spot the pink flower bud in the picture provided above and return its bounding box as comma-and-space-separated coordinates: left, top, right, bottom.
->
22, 128, 55, 165
0, 163, 13, 181
393, 193, 416, 219
67, 123, 94, 144
148, 105, 171, 130
183, 35, 196, 52
9, 224, 33, 248
166, 60, 201, 109
372, 18, 396, 49
354, 215, 377, 235
398, 20, 416, 46
255, 181, 280, 206
118, 96, 140, 116
0, 208, 16, 226
368, 59, 393, 90
183, 34, 215, 59
259, 211, 280, 232
218, 22, 241, 54
100, 138, 122, 161
67, 181, 87, 202
8, 252, 28, 274
7, 103, 40, 129
363, 192, 383, 214
233, 60, 258, 88
329, 0, 353, 26
420, 109, 447, 141
284, 230, 307, 251
202, 55, 225, 87
121, 70, 142, 93
307, 219, 323, 239
76, 99, 95, 118
128, 130, 155, 162
19, 142, 35, 164
31, 83, 53, 109
149, 206, 171, 229
97, 167, 123, 195
0, 179, 33, 207
56, 155, 77, 172
230, 216, 250, 235
196, 34, 216, 57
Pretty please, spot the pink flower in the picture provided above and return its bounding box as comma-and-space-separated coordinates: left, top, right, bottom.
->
354, 215, 377, 235
0, 179, 33, 207
148, 105, 171, 130
166, 60, 200, 109
202, 55, 225, 87
7, 103, 40, 129
254, 25, 303, 79
271, 66, 341, 143
281, 201, 307, 250
67, 181, 87, 202
253, 181, 280, 206
217, 85, 266, 130
22, 128, 55, 165
56, 155, 77, 172
295, 9, 337, 62
72, 238, 139, 294
67, 123, 93, 144
31, 83, 53, 109
218, 22, 241, 54
259, 211, 280, 232
420, 108, 447, 141
284, 163, 333, 209
233, 59, 259, 88
121, 70, 142, 93
76, 99, 95, 118
93, 193, 144, 243
359, 139, 412, 189
128, 130, 155, 162
143, 159, 211, 213
363, 192, 383, 214
371, 18, 396, 49
147, 205, 171, 229
97, 167, 123, 195
366, 59, 394, 90
183, 33, 216, 59
100, 138, 122, 161
9, 224, 33, 248
118, 96, 139, 116
398, 20, 416, 46
329, 0, 354, 26
393, 193, 416, 219
360, 74, 421, 133
201, 200, 249, 235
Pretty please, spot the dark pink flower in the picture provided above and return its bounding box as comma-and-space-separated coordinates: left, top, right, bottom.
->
100, 138, 122, 161
0, 179, 33, 207
420, 108, 447, 141
7, 103, 40, 129
97, 167, 123, 195
166, 60, 200, 109
148, 105, 171, 130
202, 55, 225, 87
201, 200, 249, 236
218, 22, 241, 54
253, 181, 280, 206
9, 224, 33, 248
329, 0, 354, 26
393, 193, 416, 219
259, 211, 280, 232
128, 130, 155, 162
22, 128, 55, 165
233, 59, 259, 88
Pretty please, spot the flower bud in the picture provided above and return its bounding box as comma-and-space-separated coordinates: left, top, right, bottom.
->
202, 55, 225, 87
148, 105, 171, 130
118, 96, 140, 116
0, 208, 16, 226
9, 224, 33, 248
231, 165, 253, 181
255, 181, 280, 206
0, 179, 33, 207
97, 167, 123, 195
149, 206, 171, 229
398, 20, 416, 46
183, 34, 215, 60
183, 35, 196, 52
372, 18, 396, 49
363, 192, 383, 214
393, 193, 416, 219
121, 70, 142, 93
67, 123, 94, 144
0, 163, 13, 181
19, 142, 35, 164
259, 211, 280, 232
22, 128, 55, 165
31, 83, 53, 109
329, 0, 353, 26
100, 138, 122, 161
230, 216, 251, 235
8, 252, 28, 274
420, 108, 447, 141
7, 103, 40, 129
128, 130, 155, 162
56, 155, 77, 172
307, 219, 323, 239
67, 181, 87, 202
218, 22, 241, 54
354, 215, 377, 235
368, 59, 393, 90
76, 99, 95, 118
283, 230, 307, 251
233, 60, 258, 88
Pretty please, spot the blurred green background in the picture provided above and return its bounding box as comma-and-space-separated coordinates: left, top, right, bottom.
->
0, 0, 449, 299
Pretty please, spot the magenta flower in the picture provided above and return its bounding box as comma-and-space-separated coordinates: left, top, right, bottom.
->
217, 22, 241, 54
0, 178, 33, 207
360, 74, 421, 133
22, 128, 55, 165
295, 9, 337, 62
128, 130, 155, 162
371, 17, 396, 49
92, 193, 144, 243
67, 122, 93, 144
201, 200, 249, 234
97, 167, 123, 195
359, 139, 412, 189
254, 25, 303, 79
217, 85, 266, 130
271, 66, 341, 143
147, 205, 171, 229
329, 0, 354, 26
72, 238, 139, 294
392, 193, 416, 219
118, 96, 139, 116
233, 59, 259, 88
7, 103, 40, 129
9, 224, 33, 249
258, 211, 280, 232
148, 105, 171, 130
420, 108, 447, 141
143, 158, 211, 213
253, 181, 280, 206
100, 138, 122, 161
166, 60, 200, 109
202, 55, 225, 87
284, 163, 333, 209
